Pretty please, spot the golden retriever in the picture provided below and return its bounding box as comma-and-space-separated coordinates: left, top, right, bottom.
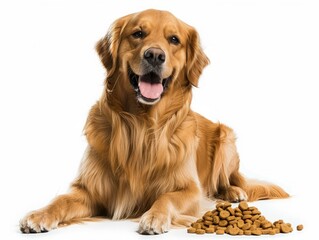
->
20, 9, 288, 234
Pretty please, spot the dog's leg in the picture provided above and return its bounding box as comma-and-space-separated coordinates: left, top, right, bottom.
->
138, 181, 201, 234
210, 124, 289, 202
210, 124, 248, 202
20, 186, 94, 233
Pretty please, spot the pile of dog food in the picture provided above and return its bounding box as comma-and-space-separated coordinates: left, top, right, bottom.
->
187, 201, 303, 235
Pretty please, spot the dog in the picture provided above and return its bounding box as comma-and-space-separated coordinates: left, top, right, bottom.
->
20, 9, 289, 234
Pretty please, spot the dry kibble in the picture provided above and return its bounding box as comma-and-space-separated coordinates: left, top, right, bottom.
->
224, 202, 232, 208
219, 220, 228, 227
204, 220, 212, 226
187, 227, 196, 233
250, 224, 257, 231
227, 206, 235, 216
227, 215, 235, 221
237, 219, 245, 228
261, 229, 270, 234
243, 214, 252, 220
261, 221, 272, 229
253, 219, 261, 228
204, 211, 212, 217
251, 214, 260, 221
213, 215, 220, 224
269, 229, 276, 235
215, 202, 225, 209
191, 222, 201, 229
187, 201, 300, 236
245, 219, 253, 224
280, 224, 293, 233
239, 201, 249, 211
195, 229, 205, 234
242, 222, 251, 230
205, 228, 215, 233
228, 226, 240, 235
258, 216, 266, 221
252, 209, 261, 215
252, 229, 262, 235
219, 210, 230, 219
204, 215, 213, 221
216, 229, 225, 234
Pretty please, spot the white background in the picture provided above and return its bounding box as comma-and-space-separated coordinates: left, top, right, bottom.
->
0, 0, 318, 239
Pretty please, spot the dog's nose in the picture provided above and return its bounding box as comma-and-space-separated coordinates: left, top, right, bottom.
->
144, 48, 166, 66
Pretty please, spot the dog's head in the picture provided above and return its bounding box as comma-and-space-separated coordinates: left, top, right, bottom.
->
96, 9, 209, 106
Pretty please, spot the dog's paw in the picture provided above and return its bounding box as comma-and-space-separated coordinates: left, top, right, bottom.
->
138, 210, 171, 235
216, 186, 248, 203
20, 210, 59, 233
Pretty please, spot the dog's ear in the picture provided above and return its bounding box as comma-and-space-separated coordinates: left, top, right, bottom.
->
96, 16, 129, 77
186, 27, 210, 87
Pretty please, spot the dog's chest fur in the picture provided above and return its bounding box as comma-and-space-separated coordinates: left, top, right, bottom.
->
81, 102, 199, 218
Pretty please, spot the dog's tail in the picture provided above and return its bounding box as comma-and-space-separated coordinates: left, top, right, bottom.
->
244, 179, 289, 201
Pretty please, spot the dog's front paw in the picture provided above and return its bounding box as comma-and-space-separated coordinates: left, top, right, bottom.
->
20, 210, 59, 233
138, 210, 171, 235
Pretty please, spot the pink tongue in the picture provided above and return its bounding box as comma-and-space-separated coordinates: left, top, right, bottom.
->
139, 81, 163, 99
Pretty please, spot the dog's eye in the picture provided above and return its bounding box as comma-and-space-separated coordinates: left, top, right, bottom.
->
132, 30, 145, 39
169, 36, 180, 45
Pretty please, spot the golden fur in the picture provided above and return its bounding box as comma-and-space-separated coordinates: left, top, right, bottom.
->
20, 9, 288, 234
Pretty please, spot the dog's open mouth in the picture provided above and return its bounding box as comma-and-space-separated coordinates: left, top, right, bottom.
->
129, 68, 171, 105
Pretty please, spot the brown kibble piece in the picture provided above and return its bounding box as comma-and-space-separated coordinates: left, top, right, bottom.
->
269, 229, 276, 235
219, 220, 228, 227
227, 215, 235, 221
252, 229, 262, 235
204, 211, 212, 217
192, 222, 201, 229
253, 219, 261, 228
261, 229, 270, 234
250, 224, 257, 231
229, 220, 237, 225
235, 212, 243, 217
297, 224, 303, 231
220, 210, 230, 219
237, 219, 245, 228
213, 215, 220, 224
239, 201, 249, 211
228, 226, 240, 235
205, 228, 215, 233
252, 209, 261, 215
245, 219, 253, 224
187, 227, 196, 233
224, 202, 232, 208
216, 229, 225, 234
204, 215, 213, 221
227, 206, 235, 216
243, 214, 252, 219
242, 222, 251, 230
195, 229, 205, 234
258, 216, 266, 221
280, 224, 293, 233
261, 221, 272, 229
204, 220, 212, 226
251, 215, 260, 221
